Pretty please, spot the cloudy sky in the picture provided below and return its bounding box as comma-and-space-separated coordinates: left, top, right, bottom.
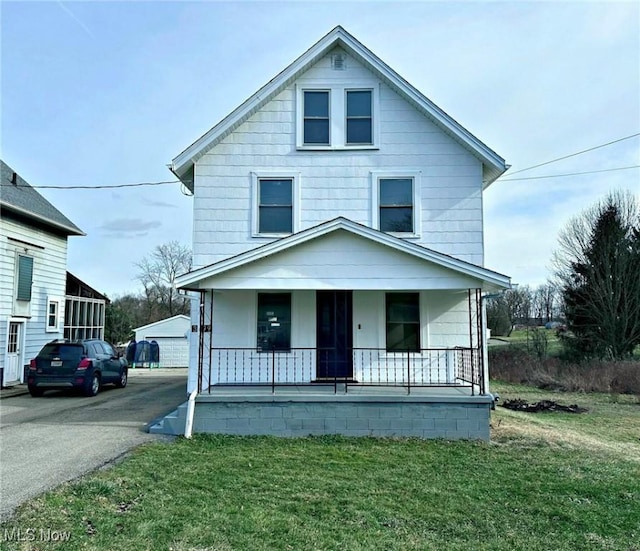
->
2, 1, 638, 298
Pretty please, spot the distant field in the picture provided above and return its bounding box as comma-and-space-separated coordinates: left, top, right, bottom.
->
1, 383, 638, 551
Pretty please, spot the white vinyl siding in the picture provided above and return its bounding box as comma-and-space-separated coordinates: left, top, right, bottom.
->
192, 47, 484, 272
0, 217, 68, 373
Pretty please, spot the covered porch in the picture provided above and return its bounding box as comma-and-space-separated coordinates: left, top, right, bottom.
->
173, 219, 509, 440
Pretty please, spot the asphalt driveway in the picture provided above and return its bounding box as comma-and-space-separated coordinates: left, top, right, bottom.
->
0, 368, 187, 522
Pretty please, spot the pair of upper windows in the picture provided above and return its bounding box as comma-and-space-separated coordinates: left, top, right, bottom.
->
302, 90, 373, 147
254, 173, 418, 236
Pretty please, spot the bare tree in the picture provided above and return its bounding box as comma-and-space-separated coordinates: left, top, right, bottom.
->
553, 189, 640, 360
532, 283, 558, 324
136, 241, 192, 321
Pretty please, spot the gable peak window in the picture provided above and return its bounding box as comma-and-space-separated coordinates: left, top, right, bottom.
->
346, 90, 372, 145
303, 90, 330, 145
297, 85, 378, 149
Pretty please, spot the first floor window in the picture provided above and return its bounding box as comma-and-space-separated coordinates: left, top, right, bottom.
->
385, 293, 420, 352
16, 254, 34, 301
46, 298, 59, 331
257, 293, 291, 351
258, 178, 293, 234
379, 177, 414, 233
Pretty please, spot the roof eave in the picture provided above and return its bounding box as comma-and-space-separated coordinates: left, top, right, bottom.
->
176, 218, 511, 291
1, 201, 85, 236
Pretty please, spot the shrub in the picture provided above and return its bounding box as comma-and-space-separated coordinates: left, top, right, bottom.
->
488, 347, 640, 395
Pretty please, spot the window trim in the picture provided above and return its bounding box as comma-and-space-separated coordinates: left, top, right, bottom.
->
296, 83, 379, 150
46, 296, 62, 333
371, 170, 422, 238
251, 172, 300, 237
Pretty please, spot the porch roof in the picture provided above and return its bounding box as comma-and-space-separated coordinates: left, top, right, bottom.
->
176, 218, 511, 292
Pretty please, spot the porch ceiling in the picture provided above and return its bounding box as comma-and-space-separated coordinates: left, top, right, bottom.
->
178, 219, 510, 292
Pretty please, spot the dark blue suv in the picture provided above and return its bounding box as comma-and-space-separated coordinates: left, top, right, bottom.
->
28, 339, 128, 397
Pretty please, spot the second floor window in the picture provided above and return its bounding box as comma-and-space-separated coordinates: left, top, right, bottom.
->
379, 178, 414, 233
258, 178, 293, 234
303, 91, 330, 145
346, 90, 372, 145
16, 254, 34, 301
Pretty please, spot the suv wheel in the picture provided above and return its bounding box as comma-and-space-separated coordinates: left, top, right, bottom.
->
28, 386, 44, 397
115, 368, 128, 389
84, 373, 100, 397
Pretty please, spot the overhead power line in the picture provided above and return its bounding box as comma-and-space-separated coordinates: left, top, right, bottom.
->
504, 132, 640, 177
499, 165, 640, 182
0, 180, 179, 189
0, 179, 181, 190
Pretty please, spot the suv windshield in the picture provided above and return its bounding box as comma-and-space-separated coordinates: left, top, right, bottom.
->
39, 343, 84, 361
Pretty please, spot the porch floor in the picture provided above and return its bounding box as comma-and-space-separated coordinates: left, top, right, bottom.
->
198, 383, 490, 403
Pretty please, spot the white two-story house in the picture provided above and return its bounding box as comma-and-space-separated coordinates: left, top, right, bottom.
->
166, 27, 510, 440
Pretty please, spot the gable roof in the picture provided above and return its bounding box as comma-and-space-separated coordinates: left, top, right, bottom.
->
133, 314, 190, 334
171, 26, 508, 191
1, 160, 84, 236
176, 217, 511, 291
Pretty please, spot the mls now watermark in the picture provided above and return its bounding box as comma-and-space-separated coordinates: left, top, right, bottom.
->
3, 527, 71, 543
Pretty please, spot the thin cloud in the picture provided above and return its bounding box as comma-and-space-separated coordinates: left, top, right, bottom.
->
98, 219, 162, 236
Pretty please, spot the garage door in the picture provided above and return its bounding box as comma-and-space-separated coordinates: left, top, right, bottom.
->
146, 337, 188, 368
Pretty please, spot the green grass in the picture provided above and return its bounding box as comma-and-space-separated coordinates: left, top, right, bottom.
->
2, 387, 639, 551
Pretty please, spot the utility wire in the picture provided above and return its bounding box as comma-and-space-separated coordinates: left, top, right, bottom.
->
503, 132, 640, 176
0, 179, 181, 189
499, 165, 640, 182
3, 134, 638, 189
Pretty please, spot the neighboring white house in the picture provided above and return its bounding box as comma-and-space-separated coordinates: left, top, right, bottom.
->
0, 161, 85, 386
164, 27, 511, 440
133, 315, 190, 368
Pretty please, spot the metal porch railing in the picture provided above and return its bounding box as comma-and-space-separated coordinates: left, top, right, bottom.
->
199, 347, 484, 395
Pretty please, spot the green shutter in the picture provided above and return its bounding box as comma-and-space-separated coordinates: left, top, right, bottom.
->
16, 255, 33, 301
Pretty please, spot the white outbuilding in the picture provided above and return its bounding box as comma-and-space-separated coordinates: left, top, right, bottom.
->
133, 315, 190, 368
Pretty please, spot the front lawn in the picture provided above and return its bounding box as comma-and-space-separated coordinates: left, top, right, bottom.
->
1, 385, 639, 551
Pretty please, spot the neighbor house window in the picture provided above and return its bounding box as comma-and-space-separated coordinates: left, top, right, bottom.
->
257, 293, 291, 351
346, 90, 372, 145
303, 91, 330, 145
16, 254, 34, 301
385, 293, 420, 352
258, 178, 293, 234
379, 178, 414, 233
46, 297, 60, 332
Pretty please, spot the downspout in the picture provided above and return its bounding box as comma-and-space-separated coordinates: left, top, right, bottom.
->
186, 290, 205, 438
184, 388, 198, 438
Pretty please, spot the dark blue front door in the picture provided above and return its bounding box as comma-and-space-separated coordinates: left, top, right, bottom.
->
316, 291, 353, 379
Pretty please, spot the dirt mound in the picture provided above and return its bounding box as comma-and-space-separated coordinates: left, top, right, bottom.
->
501, 399, 588, 414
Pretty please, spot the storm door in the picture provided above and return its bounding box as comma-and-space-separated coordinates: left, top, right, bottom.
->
315, 291, 353, 379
